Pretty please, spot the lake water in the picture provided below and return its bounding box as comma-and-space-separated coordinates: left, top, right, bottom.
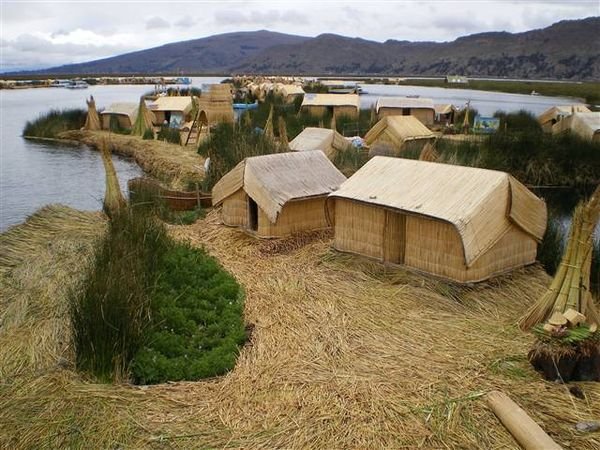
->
0, 77, 583, 231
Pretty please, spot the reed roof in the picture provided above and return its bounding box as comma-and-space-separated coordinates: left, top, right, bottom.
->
276, 84, 305, 97
301, 93, 360, 109
364, 116, 435, 146
434, 104, 457, 115
100, 102, 138, 121
376, 97, 435, 112
328, 157, 547, 267
552, 112, 600, 141
289, 127, 349, 158
538, 104, 591, 125
149, 96, 193, 113
213, 151, 346, 223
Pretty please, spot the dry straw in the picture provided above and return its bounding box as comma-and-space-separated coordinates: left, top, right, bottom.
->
2, 207, 599, 448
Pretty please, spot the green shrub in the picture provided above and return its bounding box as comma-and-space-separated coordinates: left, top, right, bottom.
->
23, 108, 86, 138
142, 129, 155, 140
132, 244, 246, 384
493, 110, 541, 132
537, 214, 566, 276
157, 126, 181, 144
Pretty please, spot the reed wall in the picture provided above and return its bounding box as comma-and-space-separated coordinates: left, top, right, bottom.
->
257, 196, 329, 238
378, 108, 434, 126
222, 189, 248, 228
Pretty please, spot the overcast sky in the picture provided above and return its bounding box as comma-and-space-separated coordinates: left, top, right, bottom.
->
1, 0, 597, 71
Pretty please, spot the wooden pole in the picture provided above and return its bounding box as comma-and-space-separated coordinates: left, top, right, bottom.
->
486, 391, 562, 450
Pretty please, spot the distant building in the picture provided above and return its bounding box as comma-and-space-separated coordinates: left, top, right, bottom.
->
445, 75, 469, 84
434, 104, 457, 124
289, 127, 351, 159
552, 112, 600, 142
364, 116, 435, 156
300, 94, 360, 119
375, 97, 435, 125
148, 96, 194, 128
538, 104, 591, 133
274, 84, 305, 103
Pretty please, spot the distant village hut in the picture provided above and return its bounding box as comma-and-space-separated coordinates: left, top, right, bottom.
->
552, 112, 600, 142
275, 83, 305, 103
375, 97, 435, 126
538, 104, 592, 133
212, 151, 346, 238
148, 96, 194, 128
364, 116, 436, 156
197, 84, 234, 126
445, 75, 469, 84
326, 157, 547, 283
100, 102, 138, 130
434, 104, 457, 125
300, 94, 360, 119
289, 127, 351, 159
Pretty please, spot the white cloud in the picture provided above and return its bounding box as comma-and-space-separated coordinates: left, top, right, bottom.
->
145, 17, 170, 30
175, 17, 196, 28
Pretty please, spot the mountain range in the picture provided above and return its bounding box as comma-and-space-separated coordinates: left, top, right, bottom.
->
18, 17, 600, 80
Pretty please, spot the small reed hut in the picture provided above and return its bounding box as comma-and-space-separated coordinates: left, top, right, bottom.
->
289, 127, 350, 159
148, 96, 194, 128
364, 116, 435, 156
434, 104, 457, 125
551, 112, 600, 142
538, 104, 591, 133
197, 84, 234, 126
212, 151, 346, 238
300, 94, 360, 119
375, 97, 435, 126
326, 157, 547, 283
100, 102, 138, 130
275, 83, 305, 103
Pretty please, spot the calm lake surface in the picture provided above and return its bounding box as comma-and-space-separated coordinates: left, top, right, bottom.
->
0, 78, 582, 231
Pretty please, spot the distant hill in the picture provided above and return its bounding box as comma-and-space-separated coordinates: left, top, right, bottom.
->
17, 18, 600, 80
30, 30, 310, 75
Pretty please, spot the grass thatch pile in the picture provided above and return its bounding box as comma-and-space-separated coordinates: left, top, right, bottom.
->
60, 130, 205, 190
2, 207, 600, 448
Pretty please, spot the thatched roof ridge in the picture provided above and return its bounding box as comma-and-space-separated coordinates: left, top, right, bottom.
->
149, 96, 193, 113
376, 97, 435, 112
434, 104, 457, 115
301, 93, 360, 109
328, 157, 547, 267
213, 151, 347, 223
364, 116, 435, 146
101, 102, 138, 121
289, 127, 350, 157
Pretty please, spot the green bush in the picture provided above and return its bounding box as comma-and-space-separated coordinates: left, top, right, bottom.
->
132, 244, 246, 384
23, 108, 86, 138
142, 129, 155, 140
157, 126, 181, 144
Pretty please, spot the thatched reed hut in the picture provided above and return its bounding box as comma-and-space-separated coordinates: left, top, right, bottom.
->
551, 112, 600, 142
538, 104, 591, 132
326, 157, 547, 283
364, 116, 436, 156
148, 96, 194, 128
434, 104, 457, 125
275, 83, 305, 103
212, 151, 346, 238
375, 97, 435, 125
289, 127, 350, 159
300, 94, 360, 119
100, 102, 138, 130
197, 84, 234, 126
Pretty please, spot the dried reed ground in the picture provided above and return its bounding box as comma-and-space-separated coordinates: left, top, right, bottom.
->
1, 206, 599, 449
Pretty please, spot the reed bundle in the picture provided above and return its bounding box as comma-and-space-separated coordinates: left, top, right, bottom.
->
84, 96, 101, 131
278, 115, 289, 148
100, 141, 126, 216
419, 141, 439, 162
131, 97, 155, 137
519, 184, 600, 331
263, 105, 274, 139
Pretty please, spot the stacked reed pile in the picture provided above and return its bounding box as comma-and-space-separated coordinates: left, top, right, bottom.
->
84, 96, 101, 131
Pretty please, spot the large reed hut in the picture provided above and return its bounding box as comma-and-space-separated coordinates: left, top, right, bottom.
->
326, 157, 547, 283
212, 151, 346, 238
148, 96, 194, 128
300, 94, 360, 119
364, 116, 436, 156
375, 97, 435, 125
552, 112, 600, 142
100, 102, 138, 130
538, 104, 591, 132
289, 127, 350, 159
197, 84, 234, 126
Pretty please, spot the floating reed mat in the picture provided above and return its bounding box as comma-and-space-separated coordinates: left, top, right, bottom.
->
2, 206, 600, 448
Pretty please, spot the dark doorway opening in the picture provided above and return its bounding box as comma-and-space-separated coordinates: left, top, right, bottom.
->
248, 197, 258, 231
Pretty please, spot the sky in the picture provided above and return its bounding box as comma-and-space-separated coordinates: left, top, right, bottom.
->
0, 0, 598, 71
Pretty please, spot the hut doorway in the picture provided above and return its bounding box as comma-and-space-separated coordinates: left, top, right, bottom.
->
383, 210, 406, 264
248, 197, 258, 231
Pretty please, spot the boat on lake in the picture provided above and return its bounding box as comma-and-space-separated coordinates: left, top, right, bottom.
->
233, 101, 259, 110
66, 80, 89, 89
